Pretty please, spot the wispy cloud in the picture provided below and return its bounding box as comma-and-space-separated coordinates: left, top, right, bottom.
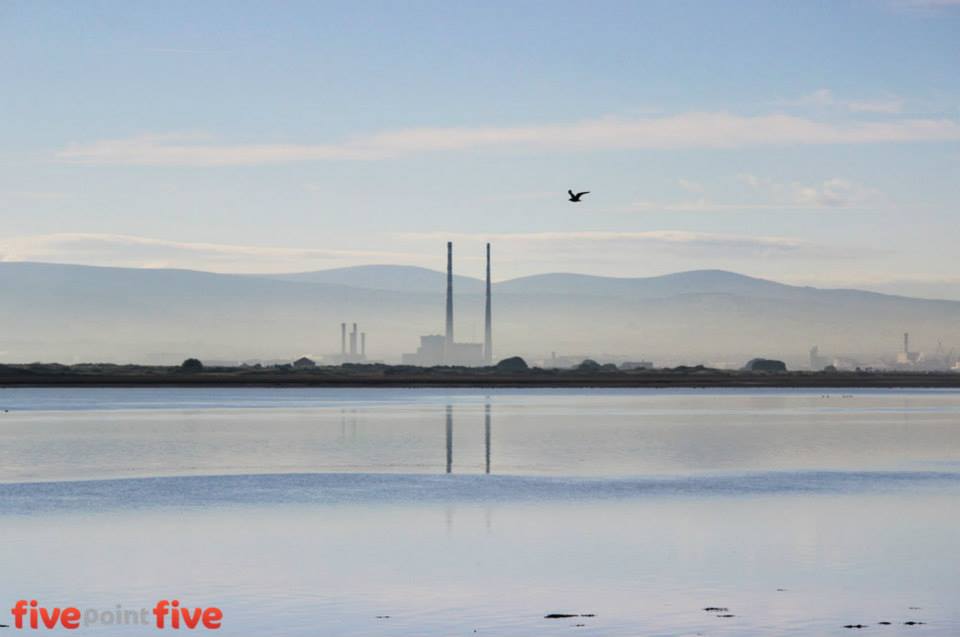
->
0, 230, 860, 276
400, 230, 814, 254
0, 233, 423, 273
56, 110, 960, 166
776, 89, 905, 114
739, 175, 884, 208
676, 178, 704, 194
628, 175, 884, 213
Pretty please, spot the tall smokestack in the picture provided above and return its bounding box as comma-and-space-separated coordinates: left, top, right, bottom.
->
350, 323, 358, 356
361, 332, 366, 358
445, 241, 454, 347
904, 332, 909, 354
340, 323, 346, 356
484, 242, 492, 364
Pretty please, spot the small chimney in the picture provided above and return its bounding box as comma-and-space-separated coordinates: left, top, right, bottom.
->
361, 332, 366, 358
904, 332, 909, 355
350, 323, 358, 357
340, 323, 347, 357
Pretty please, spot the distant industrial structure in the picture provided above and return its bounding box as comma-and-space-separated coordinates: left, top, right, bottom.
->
894, 331, 957, 371
402, 242, 492, 367
896, 332, 921, 366
809, 345, 831, 370
330, 322, 368, 364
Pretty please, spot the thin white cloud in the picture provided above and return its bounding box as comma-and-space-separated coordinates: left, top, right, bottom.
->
630, 175, 884, 213
0, 233, 424, 273
55, 111, 960, 166
788, 88, 836, 108
677, 178, 704, 194
777, 89, 905, 114
400, 230, 812, 253
0, 230, 861, 276
789, 178, 880, 207
846, 98, 906, 114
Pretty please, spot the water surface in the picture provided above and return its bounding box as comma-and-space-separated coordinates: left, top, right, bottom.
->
1, 388, 957, 635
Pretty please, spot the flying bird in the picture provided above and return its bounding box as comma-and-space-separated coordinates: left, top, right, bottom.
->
568, 189, 590, 202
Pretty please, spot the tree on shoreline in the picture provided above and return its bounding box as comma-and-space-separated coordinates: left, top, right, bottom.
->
181, 358, 204, 372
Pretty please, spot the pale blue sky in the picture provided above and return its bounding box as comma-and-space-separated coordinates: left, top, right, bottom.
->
1, 0, 958, 290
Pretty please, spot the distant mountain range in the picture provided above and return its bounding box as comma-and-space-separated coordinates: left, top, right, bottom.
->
1, 261, 958, 367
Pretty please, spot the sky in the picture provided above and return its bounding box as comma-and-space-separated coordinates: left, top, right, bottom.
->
2, 0, 959, 293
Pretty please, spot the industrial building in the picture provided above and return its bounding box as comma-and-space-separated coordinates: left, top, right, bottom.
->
895, 332, 958, 371
330, 322, 368, 364
809, 345, 831, 370
896, 332, 921, 366
402, 242, 493, 367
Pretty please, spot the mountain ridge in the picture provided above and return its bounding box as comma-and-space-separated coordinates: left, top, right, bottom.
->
5, 260, 955, 305
1, 261, 958, 366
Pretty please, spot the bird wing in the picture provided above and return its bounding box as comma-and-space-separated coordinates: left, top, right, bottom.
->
576, 191, 590, 197
568, 189, 575, 197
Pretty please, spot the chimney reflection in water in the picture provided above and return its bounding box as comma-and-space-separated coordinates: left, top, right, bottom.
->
445, 404, 453, 474
484, 401, 491, 475
443, 402, 492, 475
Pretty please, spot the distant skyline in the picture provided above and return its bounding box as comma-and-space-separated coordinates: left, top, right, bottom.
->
2, 1, 959, 295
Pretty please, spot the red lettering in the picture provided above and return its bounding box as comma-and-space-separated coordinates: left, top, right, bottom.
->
61, 608, 81, 630
202, 607, 222, 629
180, 607, 203, 629
10, 599, 221, 630
39, 606, 60, 629
154, 600, 170, 628
11, 601, 27, 629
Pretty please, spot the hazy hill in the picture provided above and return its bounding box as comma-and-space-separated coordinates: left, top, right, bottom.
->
257, 264, 484, 294
495, 269, 801, 299
1, 262, 958, 367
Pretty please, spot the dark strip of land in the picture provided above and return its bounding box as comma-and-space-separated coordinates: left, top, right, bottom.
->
1, 363, 958, 388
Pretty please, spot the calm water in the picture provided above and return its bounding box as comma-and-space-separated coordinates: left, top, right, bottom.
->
1, 388, 958, 635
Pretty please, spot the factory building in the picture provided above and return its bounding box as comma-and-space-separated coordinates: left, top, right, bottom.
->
809, 345, 831, 370
402, 242, 492, 367
331, 322, 368, 363
896, 332, 921, 366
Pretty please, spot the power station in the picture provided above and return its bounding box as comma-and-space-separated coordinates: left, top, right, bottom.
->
402, 242, 493, 366
331, 321, 368, 363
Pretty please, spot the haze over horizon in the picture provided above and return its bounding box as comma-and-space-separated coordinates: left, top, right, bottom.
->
2, 260, 959, 368
8, 256, 960, 302
2, 1, 959, 298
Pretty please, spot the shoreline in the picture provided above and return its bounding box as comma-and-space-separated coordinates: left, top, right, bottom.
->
1, 367, 959, 388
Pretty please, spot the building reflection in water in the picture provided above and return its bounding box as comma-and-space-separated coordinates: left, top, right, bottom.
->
443, 401, 492, 475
